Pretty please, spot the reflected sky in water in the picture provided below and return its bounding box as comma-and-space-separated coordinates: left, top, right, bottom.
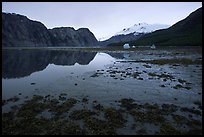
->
2, 49, 119, 99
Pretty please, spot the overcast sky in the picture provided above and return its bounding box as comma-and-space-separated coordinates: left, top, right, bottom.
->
2, 2, 202, 40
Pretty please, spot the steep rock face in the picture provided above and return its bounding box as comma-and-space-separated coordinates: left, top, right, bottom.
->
2, 13, 53, 47
2, 13, 99, 47
49, 27, 98, 47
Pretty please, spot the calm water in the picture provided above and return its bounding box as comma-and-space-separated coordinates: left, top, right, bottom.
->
2, 49, 120, 99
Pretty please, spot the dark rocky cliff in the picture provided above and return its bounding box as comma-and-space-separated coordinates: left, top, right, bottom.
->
2, 12, 98, 47
49, 27, 98, 47
2, 13, 53, 47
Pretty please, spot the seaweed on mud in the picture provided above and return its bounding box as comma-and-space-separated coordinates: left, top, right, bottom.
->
59, 96, 66, 101
173, 84, 191, 90
173, 84, 183, 89
44, 95, 51, 98
158, 123, 183, 135
69, 109, 96, 120
2, 112, 19, 135
180, 107, 201, 116
119, 98, 140, 110
159, 73, 174, 79
84, 116, 116, 135
59, 121, 85, 135
110, 75, 115, 77
160, 85, 166, 88
178, 79, 187, 84
126, 72, 132, 76
161, 104, 178, 114
184, 87, 192, 90
186, 119, 202, 127
137, 77, 143, 80
60, 93, 67, 96
125, 67, 132, 70
137, 128, 147, 135
104, 107, 127, 128
31, 95, 44, 102
163, 79, 167, 82
93, 104, 104, 111
17, 101, 47, 118
129, 109, 165, 124
143, 64, 151, 68
2, 96, 202, 135
132, 72, 142, 78
10, 105, 19, 111
148, 72, 157, 77
90, 73, 99, 77
6, 96, 20, 103
45, 99, 59, 112
63, 98, 77, 107
90, 71, 104, 77
171, 114, 189, 125
5, 116, 84, 135
172, 64, 180, 66
82, 97, 89, 103
193, 101, 202, 110
47, 98, 77, 116
109, 70, 120, 74
143, 103, 160, 110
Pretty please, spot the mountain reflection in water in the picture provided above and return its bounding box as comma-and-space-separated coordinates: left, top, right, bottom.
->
2, 50, 97, 79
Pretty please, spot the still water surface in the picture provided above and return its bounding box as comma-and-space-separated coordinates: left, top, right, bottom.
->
2, 49, 120, 99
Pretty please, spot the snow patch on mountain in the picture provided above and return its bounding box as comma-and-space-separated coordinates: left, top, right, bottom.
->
115, 23, 170, 36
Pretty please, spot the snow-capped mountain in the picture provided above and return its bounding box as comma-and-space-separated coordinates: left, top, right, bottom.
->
99, 22, 171, 46
115, 23, 170, 36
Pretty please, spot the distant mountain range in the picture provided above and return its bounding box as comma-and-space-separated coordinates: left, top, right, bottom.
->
107, 7, 202, 47
99, 23, 170, 46
2, 7, 202, 47
2, 13, 98, 47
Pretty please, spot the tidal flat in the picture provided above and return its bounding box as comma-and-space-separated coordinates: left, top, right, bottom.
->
2, 46, 202, 135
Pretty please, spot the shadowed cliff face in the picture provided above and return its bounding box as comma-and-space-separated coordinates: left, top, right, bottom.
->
2, 13, 99, 47
49, 27, 98, 47
2, 50, 97, 79
2, 13, 54, 47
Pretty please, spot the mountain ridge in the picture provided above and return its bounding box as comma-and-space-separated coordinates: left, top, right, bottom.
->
2, 12, 99, 47
106, 7, 202, 47
99, 23, 170, 46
